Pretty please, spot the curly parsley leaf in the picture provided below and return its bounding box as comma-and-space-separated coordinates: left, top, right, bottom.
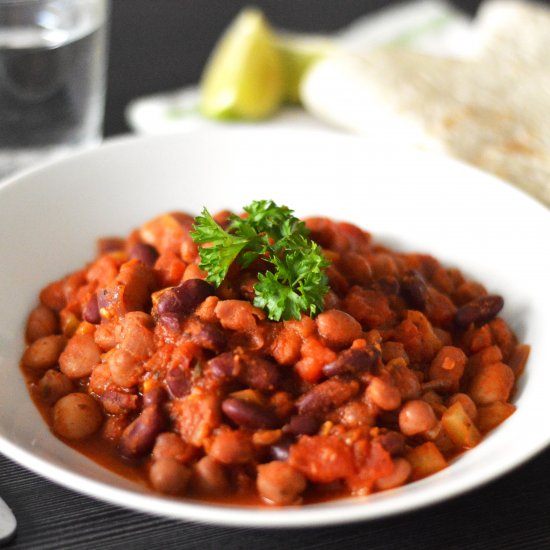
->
191, 200, 330, 321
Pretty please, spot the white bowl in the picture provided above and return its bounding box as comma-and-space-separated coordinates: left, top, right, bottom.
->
0, 127, 548, 527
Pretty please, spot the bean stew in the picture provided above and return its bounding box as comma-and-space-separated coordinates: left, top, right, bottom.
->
20, 206, 529, 506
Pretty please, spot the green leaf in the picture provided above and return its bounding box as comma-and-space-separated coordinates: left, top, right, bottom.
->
191, 200, 330, 319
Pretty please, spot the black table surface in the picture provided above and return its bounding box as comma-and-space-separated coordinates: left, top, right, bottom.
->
2, 1, 550, 548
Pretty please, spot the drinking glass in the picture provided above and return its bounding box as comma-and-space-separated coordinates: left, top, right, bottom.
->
0, 0, 109, 178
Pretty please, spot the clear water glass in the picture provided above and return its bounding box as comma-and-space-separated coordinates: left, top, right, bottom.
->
0, 0, 109, 178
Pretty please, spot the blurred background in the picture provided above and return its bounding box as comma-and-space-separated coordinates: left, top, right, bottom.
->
105, 0, 486, 136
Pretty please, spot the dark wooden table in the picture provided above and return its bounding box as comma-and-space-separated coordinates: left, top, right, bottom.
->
2, 1, 550, 548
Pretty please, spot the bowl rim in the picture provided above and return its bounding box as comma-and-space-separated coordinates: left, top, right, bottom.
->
0, 127, 549, 528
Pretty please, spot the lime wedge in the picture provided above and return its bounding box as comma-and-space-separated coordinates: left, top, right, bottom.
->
200, 8, 284, 120
275, 33, 335, 104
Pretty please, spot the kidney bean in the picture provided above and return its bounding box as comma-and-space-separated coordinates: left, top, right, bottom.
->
26, 305, 58, 342
129, 243, 159, 268
143, 385, 168, 408
239, 354, 280, 391
401, 270, 428, 310
377, 276, 400, 296
149, 458, 191, 495
297, 378, 359, 416
166, 366, 193, 398
119, 405, 166, 459
284, 414, 321, 436
322, 346, 379, 378
208, 352, 238, 378
455, 295, 504, 328
156, 279, 214, 318
183, 320, 226, 352
222, 397, 280, 429
269, 434, 295, 462
82, 294, 101, 324
158, 313, 181, 333
377, 431, 406, 456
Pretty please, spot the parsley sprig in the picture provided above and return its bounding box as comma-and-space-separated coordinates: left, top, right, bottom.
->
190, 200, 330, 321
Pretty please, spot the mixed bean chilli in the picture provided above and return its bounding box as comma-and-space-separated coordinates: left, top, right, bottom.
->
21, 203, 529, 506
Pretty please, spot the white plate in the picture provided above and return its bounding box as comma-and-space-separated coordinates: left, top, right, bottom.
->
0, 127, 548, 527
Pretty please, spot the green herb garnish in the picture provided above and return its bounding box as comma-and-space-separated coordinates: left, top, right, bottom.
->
190, 200, 330, 321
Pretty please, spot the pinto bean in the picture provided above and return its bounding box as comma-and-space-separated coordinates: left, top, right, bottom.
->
53, 393, 103, 439
59, 334, 101, 379
322, 346, 379, 378
37, 369, 74, 405
222, 397, 280, 430
374, 458, 412, 491
316, 309, 362, 349
129, 243, 159, 268
399, 400, 438, 436
455, 295, 504, 328
152, 432, 194, 463
26, 305, 58, 342
468, 362, 515, 405
119, 405, 166, 459
401, 270, 428, 310
297, 378, 359, 416
208, 430, 255, 465
149, 458, 191, 495
257, 461, 307, 505
23, 335, 66, 370
100, 388, 138, 415
156, 279, 214, 318
192, 456, 229, 496
108, 349, 143, 388
366, 377, 402, 411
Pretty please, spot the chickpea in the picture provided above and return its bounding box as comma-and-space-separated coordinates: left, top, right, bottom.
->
149, 458, 191, 495
59, 334, 101, 379
257, 461, 307, 505
375, 458, 412, 491
448, 393, 477, 420
53, 393, 103, 439
366, 377, 401, 411
469, 362, 515, 405
22, 335, 66, 370
37, 369, 73, 405
191, 456, 229, 495
208, 430, 255, 465
26, 305, 58, 342
399, 400, 438, 436
315, 309, 362, 349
